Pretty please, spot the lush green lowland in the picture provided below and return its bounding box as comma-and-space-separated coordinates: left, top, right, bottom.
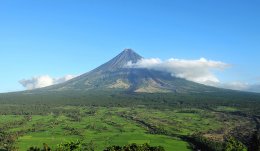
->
0, 91, 260, 151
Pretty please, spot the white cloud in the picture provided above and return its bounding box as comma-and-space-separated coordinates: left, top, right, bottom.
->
214, 82, 260, 93
247, 84, 260, 93
127, 58, 229, 85
255, 77, 260, 82
217, 82, 250, 91
55, 75, 76, 84
19, 75, 77, 90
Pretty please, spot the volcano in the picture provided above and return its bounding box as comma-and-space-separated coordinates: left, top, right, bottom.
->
38, 49, 218, 93
2, 49, 260, 105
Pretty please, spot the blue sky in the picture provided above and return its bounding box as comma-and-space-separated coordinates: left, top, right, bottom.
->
0, 0, 259, 92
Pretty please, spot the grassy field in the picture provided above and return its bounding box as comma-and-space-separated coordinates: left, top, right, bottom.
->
0, 105, 254, 151
14, 107, 191, 151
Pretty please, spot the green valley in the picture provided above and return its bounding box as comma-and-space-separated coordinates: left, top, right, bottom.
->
0, 101, 259, 151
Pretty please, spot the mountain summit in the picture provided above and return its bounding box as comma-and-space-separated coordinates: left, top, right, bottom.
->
94, 49, 143, 72
39, 49, 219, 93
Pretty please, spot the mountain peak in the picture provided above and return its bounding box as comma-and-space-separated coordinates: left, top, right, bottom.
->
123, 48, 134, 53
94, 49, 143, 72
121, 48, 141, 58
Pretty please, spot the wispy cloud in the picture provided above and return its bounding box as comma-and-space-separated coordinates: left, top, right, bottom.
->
19, 75, 77, 90
247, 84, 260, 93
217, 82, 250, 91
255, 77, 260, 82
127, 58, 260, 93
216, 82, 260, 93
127, 58, 229, 85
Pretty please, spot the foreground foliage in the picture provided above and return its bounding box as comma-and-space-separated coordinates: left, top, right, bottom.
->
26, 142, 164, 151
225, 137, 247, 151
104, 143, 164, 151
189, 135, 248, 151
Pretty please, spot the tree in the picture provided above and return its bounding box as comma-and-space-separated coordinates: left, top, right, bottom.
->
104, 143, 165, 151
225, 137, 247, 151
27, 143, 51, 151
55, 140, 94, 151
27, 147, 41, 151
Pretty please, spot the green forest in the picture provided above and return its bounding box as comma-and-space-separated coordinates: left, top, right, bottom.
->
0, 91, 259, 151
